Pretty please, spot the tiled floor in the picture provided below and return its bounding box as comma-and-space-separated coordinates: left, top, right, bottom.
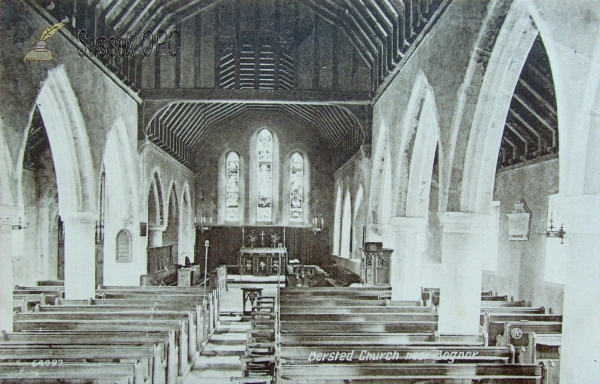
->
182, 282, 279, 384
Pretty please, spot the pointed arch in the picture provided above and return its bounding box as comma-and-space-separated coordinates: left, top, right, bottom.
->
164, 182, 179, 259
333, 184, 343, 256
179, 181, 194, 262
340, 189, 352, 258
148, 170, 164, 226
21, 66, 96, 215
393, 71, 442, 218
368, 120, 391, 224
447, 1, 538, 213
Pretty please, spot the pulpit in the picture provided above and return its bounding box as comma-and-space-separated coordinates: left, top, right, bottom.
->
239, 247, 287, 276
361, 242, 392, 285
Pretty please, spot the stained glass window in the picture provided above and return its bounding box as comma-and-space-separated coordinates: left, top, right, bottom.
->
257, 129, 273, 221
290, 152, 304, 221
225, 151, 240, 221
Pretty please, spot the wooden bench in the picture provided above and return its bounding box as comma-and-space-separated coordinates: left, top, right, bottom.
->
281, 304, 434, 314
494, 321, 562, 347
16, 310, 199, 363
481, 313, 562, 341
280, 320, 438, 334
0, 345, 161, 384
279, 363, 544, 383
280, 332, 487, 346
0, 361, 143, 384
55, 293, 218, 337
1, 331, 176, 384
12, 318, 188, 379
527, 332, 561, 384
280, 312, 437, 322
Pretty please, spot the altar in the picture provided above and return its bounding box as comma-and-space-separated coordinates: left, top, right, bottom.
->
239, 247, 287, 276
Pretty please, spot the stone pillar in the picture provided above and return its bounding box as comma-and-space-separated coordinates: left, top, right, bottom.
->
389, 217, 427, 301
0, 205, 15, 332
557, 195, 600, 383
62, 212, 96, 300
437, 212, 488, 335
148, 225, 167, 247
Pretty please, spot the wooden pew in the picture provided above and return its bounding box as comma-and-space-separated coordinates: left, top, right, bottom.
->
493, 321, 562, 347
279, 363, 544, 383
280, 313, 437, 322
280, 305, 435, 314
481, 313, 562, 341
527, 332, 561, 384
482, 306, 546, 314
12, 318, 188, 379
280, 332, 487, 346
36, 304, 207, 350
16, 310, 199, 363
280, 320, 438, 334
0, 361, 143, 384
501, 321, 562, 346
0, 345, 161, 384
93, 289, 219, 325
1, 331, 175, 384
55, 292, 218, 338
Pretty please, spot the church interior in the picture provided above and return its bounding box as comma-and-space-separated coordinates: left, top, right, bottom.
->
1, 0, 599, 382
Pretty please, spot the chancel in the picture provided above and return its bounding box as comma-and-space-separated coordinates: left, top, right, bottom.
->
1, 0, 599, 383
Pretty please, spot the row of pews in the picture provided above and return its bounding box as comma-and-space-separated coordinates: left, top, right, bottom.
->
2, 269, 227, 384
277, 286, 562, 383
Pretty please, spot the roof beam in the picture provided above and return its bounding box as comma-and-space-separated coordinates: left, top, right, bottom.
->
140, 88, 372, 104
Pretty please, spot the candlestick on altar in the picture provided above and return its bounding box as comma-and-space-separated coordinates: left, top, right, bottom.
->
242, 227, 245, 247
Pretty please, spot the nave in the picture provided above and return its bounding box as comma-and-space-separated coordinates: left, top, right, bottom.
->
4, 276, 562, 383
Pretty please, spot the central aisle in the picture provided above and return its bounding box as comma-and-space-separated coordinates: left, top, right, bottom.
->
183, 283, 279, 384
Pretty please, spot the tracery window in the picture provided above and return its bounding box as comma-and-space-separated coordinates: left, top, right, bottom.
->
289, 152, 304, 222
225, 151, 240, 221
257, 129, 273, 221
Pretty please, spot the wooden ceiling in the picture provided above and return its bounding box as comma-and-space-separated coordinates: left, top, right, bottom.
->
35, 0, 446, 171
147, 102, 367, 168
498, 36, 558, 169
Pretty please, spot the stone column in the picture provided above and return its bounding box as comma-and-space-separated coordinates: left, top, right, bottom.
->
62, 212, 96, 300
389, 217, 427, 301
437, 212, 489, 335
557, 195, 600, 383
148, 225, 167, 247
0, 205, 15, 332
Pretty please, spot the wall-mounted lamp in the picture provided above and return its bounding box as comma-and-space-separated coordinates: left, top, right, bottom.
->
12, 217, 29, 230
535, 217, 566, 244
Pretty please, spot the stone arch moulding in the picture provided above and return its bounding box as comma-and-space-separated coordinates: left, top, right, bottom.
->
449, 0, 538, 213
20, 65, 96, 215
148, 168, 165, 226
395, 70, 443, 218
368, 119, 390, 225
104, 116, 138, 221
